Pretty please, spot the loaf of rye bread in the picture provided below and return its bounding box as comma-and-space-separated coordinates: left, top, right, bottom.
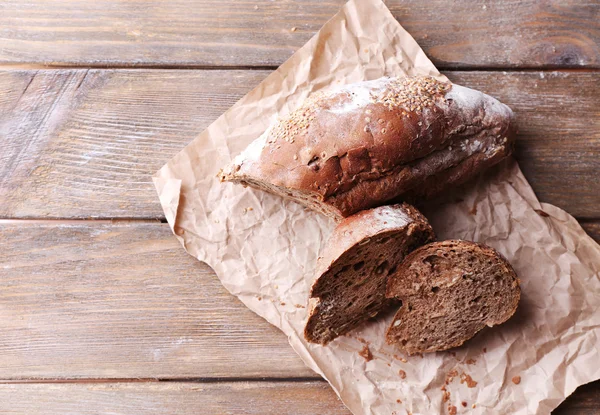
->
385, 240, 520, 355
219, 76, 516, 220
305, 203, 435, 345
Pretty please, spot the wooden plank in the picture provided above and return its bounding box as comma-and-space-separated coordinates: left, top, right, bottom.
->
446, 71, 600, 219
555, 381, 600, 415
0, 221, 313, 379
0, 381, 350, 415
0, 69, 270, 219
581, 221, 600, 244
0, 0, 598, 68
0, 71, 35, 115
1, 69, 598, 219
0, 381, 598, 414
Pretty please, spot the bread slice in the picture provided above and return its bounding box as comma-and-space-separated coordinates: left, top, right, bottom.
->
304, 203, 435, 345
219, 76, 516, 220
385, 240, 520, 355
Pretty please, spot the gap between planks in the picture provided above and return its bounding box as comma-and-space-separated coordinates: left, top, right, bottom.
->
1, 63, 600, 72
0, 376, 324, 384
0, 218, 165, 224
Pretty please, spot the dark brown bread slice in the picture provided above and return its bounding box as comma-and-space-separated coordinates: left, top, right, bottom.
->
304, 203, 435, 345
385, 240, 520, 355
219, 76, 516, 220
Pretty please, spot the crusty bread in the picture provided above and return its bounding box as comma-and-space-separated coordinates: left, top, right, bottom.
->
304, 203, 435, 345
385, 240, 520, 355
219, 76, 516, 220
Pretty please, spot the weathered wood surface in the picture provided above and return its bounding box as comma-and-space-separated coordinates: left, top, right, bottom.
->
1, 70, 598, 219
555, 382, 600, 415
2, 1, 599, 412
447, 71, 600, 219
581, 221, 600, 244
0, 0, 598, 69
0, 380, 598, 414
0, 219, 598, 382
0, 382, 350, 415
0, 221, 313, 379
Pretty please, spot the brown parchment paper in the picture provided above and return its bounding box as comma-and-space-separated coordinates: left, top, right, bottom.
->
153, 0, 600, 413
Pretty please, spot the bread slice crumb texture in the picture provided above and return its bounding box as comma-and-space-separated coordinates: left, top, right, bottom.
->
304, 204, 434, 345
386, 240, 520, 355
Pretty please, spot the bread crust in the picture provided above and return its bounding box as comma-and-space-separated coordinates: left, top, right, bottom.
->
220, 76, 516, 220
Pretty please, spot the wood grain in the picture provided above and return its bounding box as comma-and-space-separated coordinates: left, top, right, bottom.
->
0, 221, 313, 379
446, 71, 600, 219
0, 381, 350, 415
0, 380, 598, 414
0, 0, 598, 69
555, 381, 600, 415
0, 69, 269, 219
1, 69, 598, 219
581, 221, 600, 244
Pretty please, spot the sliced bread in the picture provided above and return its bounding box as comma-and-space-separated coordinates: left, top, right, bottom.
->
304, 203, 435, 345
385, 240, 520, 354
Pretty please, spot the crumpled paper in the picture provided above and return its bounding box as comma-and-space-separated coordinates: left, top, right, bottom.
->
153, 0, 600, 413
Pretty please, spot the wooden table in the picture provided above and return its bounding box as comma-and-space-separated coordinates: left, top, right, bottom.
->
1, 1, 599, 413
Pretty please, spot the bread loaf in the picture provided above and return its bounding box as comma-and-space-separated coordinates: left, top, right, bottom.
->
219, 76, 516, 220
385, 240, 520, 355
304, 203, 434, 345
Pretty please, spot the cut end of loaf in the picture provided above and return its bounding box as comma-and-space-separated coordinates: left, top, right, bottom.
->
305, 205, 435, 345
386, 240, 520, 355
221, 174, 344, 220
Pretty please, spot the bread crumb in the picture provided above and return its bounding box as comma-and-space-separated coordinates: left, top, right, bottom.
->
512, 376, 521, 385
280, 302, 286, 306
398, 370, 406, 379
448, 404, 457, 415
466, 358, 476, 365
396, 398, 402, 403
460, 372, 478, 388
462, 401, 467, 407
294, 304, 305, 308
472, 404, 477, 408
358, 345, 373, 362
446, 370, 458, 384
394, 354, 408, 363
290, 27, 297, 32
441, 387, 450, 402
257, 296, 262, 301
356, 337, 368, 344
469, 203, 477, 215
